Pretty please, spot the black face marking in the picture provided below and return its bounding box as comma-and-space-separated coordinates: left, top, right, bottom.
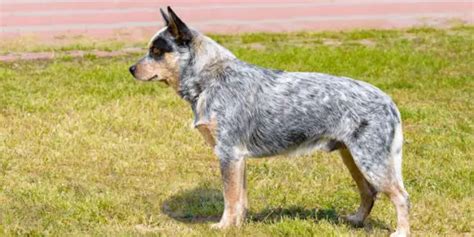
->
150, 37, 173, 59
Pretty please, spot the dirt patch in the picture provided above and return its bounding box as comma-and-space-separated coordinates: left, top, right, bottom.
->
0, 47, 143, 62
247, 42, 266, 51
322, 39, 342, 46
358, 39, 376, 47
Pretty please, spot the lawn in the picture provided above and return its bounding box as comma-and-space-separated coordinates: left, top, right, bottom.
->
0, 26, 473, 236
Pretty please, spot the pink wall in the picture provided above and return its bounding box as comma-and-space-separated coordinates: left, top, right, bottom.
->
1, 0, 472, 39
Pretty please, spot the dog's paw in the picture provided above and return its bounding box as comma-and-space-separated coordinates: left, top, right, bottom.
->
210, 222, 228, 230
390, 230, 409, 237
342, 214, 364, 227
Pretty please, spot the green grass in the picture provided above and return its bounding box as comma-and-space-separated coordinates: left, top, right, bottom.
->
0, 35, 141, 54
1, 26, 473, 236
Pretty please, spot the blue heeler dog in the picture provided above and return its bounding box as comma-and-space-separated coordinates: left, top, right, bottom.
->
129, 7, 410, 237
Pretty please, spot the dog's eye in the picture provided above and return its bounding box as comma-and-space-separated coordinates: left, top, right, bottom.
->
151, 47, 161, 55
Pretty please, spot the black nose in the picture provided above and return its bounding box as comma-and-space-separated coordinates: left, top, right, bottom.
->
129, 65, 136, 75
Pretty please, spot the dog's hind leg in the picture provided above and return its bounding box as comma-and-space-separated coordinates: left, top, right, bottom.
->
383, 123, 410, 237
385, 182, 410, 237
345, 123, 410, 236
339, 147, 377, 227
211, 146, 247, 229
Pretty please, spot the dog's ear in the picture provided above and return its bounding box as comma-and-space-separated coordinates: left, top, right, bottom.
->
167, 6, 192, 44
160, 8, 170, 26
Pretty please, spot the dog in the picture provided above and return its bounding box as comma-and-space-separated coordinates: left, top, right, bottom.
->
129, 7, 410, 237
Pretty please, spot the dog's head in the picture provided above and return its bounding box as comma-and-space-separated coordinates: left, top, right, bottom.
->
129, 7, 194, 90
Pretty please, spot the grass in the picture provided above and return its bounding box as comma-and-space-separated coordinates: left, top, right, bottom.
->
0, 35, 140, 54
0, 26, 473, 236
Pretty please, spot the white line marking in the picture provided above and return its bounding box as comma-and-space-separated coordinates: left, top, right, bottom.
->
1, 13, 469, 33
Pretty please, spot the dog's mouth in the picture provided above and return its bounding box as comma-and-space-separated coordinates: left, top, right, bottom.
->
145, 75, 158, 81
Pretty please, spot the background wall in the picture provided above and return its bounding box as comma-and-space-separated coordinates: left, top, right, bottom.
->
1, 0, 473, 40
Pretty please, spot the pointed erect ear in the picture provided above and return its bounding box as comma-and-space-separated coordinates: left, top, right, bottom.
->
160, 8, 170, 26
167, 6, 192, 44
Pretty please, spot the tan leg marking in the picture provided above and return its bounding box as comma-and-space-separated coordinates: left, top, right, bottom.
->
196, 118, 217, 147
386, 186, 410, 237
340, 147, 376, 226
211, 158, 247, 229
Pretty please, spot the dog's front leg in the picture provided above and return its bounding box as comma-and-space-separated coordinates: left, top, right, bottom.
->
212, 154, 247, 229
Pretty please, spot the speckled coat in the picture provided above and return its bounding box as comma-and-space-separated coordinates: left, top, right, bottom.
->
129, 7, 410, 237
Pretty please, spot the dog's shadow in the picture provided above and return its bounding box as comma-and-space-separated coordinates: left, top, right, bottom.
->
161, 184, 390, 231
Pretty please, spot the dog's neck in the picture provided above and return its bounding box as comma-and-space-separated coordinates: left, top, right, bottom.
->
178, 35, 237, 105
192, 35, 236, 73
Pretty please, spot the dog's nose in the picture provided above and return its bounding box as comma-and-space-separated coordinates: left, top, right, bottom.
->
129, 65, 136, 75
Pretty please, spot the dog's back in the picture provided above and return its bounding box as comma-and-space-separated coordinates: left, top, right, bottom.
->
198, 60, 400, 159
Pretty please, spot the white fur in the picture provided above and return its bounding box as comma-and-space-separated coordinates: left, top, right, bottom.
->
391, 122, 404, 187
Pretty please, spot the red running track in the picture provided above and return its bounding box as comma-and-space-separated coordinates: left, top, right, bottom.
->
1, 0, 473, 40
